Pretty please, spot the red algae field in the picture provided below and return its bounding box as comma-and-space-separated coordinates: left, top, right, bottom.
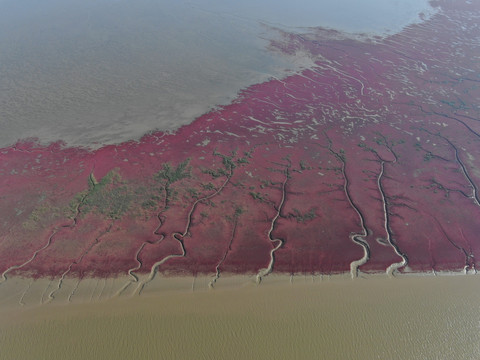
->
1, 0, 480, 295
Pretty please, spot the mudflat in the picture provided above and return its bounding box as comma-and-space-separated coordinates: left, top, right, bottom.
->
1, 274, 479, 360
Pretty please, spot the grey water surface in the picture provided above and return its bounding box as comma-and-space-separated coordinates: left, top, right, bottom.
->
0, 0, 435, 148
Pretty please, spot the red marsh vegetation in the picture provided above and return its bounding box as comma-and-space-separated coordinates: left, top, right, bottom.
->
1, 0, 479, 283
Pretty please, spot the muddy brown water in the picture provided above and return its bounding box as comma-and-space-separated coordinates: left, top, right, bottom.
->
0, 274, 479, 359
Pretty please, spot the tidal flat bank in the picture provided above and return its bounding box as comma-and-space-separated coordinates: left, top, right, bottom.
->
1, 274, 479, 360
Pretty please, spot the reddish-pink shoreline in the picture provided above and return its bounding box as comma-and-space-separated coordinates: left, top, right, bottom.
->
1, 0, 479, 279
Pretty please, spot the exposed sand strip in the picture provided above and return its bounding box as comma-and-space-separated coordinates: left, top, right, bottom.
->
445, 136, 480, 207
67, 279, 81, 303
18, 280, 33, 306
96, 278, 106, 301
114, 241, 149, 297
313, 64, 365, 96
459, 227, 477, 274
256, 165, 289, 284
47, 222, 114, 302
0, 228, 57, 284
136, 163, 233, 295
209, 217, 238, 289
376, 160, 408, 276
134, 238, 186, 296
40, 280, 52, 305
2, 165, 96, 298
432, 216, 473, 274
324, 134, 371, 278
89, 279, 100, 303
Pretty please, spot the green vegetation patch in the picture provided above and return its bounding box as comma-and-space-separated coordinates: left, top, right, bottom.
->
153, 159, 191, 208
291, 207, 317, 223
81, 170, 133, 220
214, 149, 237, 171
22, 203, 62, 230
201, 167, 228, 178
249, 191, 266, 201
225, 205, 244, 222
299, 160, 313, 171
154, 159, 191, 184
